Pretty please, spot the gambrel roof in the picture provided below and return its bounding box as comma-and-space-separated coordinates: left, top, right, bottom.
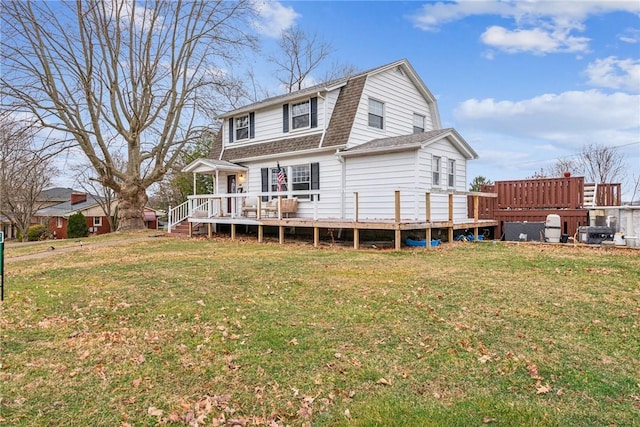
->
210, 59, 442, 163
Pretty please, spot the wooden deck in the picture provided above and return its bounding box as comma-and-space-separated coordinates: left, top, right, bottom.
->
186, 216, 498, 250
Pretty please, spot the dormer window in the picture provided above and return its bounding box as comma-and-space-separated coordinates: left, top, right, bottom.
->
235, 115, 249, 140
228, 112, 255, 143
292, 100, 310, 129
283, 97, 318, 133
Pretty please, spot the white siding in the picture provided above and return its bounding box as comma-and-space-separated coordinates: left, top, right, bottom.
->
222, 89, 341, 151
348, 68, 435, 148
240, 152, 343, 219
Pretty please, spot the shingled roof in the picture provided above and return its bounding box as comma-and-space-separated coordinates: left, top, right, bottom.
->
211, 74, 367, 162
339, 128, 478, 160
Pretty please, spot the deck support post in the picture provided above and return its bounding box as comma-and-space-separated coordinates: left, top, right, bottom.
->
188, 222, 193, 238
354, 192, 359, 222
354, 228, 360, 249
395, 191, 401, 250
473, 194, 480, 242
313, 227, 319, 248
426, 192, 432, 249
279, 225, 284, 244
258, 225, 264, 243
448, 193, 454, 243
207, 223, 212, 239
231, 224, 236, 241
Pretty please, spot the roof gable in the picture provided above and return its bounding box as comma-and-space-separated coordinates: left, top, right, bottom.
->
339, 128, 478, 160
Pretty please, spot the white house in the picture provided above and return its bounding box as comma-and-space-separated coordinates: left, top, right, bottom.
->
172, 59, 495, 247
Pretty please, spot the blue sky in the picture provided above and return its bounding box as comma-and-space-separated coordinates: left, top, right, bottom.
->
250, 1, 640, 198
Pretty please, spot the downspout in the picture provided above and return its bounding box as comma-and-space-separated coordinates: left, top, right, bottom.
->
317, 91, 327, 147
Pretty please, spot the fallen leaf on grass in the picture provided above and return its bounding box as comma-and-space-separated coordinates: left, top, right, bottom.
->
147, 406, 163, 417
287, 338, 299, 346
478, 354, 492, 364
196, 300, 205, 306
376, 378, 392, 386
536, 383, 552, 394
527, 363, 541, 379
483, 417, 496, 424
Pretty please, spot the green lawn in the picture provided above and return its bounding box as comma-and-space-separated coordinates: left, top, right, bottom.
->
1, 236, 639, 426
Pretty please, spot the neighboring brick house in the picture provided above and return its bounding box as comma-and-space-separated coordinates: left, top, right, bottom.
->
35, 187, 157, 239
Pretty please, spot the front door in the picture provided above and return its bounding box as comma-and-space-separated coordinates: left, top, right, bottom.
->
227, 175, 236, 214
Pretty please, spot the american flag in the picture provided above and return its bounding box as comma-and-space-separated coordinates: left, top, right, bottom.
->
276, 164, 286, 192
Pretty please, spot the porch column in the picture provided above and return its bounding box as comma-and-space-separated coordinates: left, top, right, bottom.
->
193, 173, 197, 195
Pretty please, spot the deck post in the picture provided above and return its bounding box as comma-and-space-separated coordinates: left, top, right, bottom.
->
473, 194, 479, 243
448, 193, 454, 243
188, 222, 193, 238
354, 228, 360, 250
207, 223, 212, 239
313, 227, 319, 248
258, 224, 264, 243
279, 225, 284, 244
426, 228, 432, 249
395, 191, 401, 251
425, 193, 431, 222
231, 224, 236, 240
354, 192, 359, 222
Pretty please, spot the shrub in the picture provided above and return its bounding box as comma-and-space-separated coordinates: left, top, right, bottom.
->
67, 212, 89, 238
17, 224, 47, 241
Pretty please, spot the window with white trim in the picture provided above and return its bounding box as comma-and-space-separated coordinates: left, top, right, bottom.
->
93, 216, 102, 227
56, 217, 62, 228
368, 98, 384, 129
291, 100, 310, 129
235, 115, 249, 141
433, 156, 441, 186
291, 164, 311, 199
270, 167, 288, 192
448, 159, 456, 187
413, 114, 425, 133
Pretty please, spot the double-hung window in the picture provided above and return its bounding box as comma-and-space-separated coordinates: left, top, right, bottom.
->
433, 156, 441, 186
413, 114, 425, 133
93, 217, 102, 227
291, 165, 311, 199
292, 100, 310, 130
270, 167, 288, 192
448, 159, 456, 187
235, 115, 249, 141
368, 99, 384, 129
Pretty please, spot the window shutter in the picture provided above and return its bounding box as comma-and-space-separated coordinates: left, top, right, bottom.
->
310, 97, 318, 128
228, 118, 234, 143
311, 162, 320, 201
261, 168, 269, 201
283, 104, 289, 133
249, 112, 255, 139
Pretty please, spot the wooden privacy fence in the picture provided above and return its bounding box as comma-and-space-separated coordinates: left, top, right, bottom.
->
467, 177, 622, 239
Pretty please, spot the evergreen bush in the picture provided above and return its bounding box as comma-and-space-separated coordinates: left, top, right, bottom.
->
67, 212, 89, 238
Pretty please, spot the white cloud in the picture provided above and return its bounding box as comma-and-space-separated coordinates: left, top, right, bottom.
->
585, 57, 640, 92
481, 25, 589, 54
454, 90, 640, 151
410, 1, 640, 54
253, 1, 299, 38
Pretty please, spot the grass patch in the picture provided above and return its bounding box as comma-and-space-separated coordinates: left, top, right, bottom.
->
1, 237, 639, 426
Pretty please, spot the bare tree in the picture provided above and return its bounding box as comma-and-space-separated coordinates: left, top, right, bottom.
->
1, 0, 256, 231
270, 26, 333, 93
0, 112, 56, 242
545, 158, 582, 178
579, 143, 627, 184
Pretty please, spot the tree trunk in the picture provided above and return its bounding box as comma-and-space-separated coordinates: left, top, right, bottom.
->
116, 182, 148, 231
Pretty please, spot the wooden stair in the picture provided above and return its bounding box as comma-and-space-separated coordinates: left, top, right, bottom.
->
584, 183, 597, 207
168, 221, 206, 236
